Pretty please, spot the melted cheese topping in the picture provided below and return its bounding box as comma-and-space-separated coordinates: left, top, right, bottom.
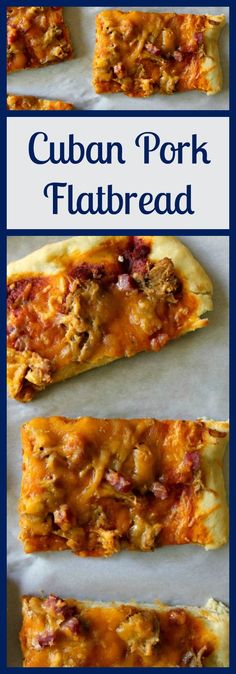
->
7, 7, 73, 72
7, 238, 202, 401
19, 417, 228, 556
7, 95, 73, 110
93, 10, 224, 96
20, 595, 219, 667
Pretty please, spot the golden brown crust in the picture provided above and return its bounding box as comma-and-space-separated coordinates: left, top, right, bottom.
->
19, 417, 228, 556
7, 6, 73, 72
20, 595, 229, 667
7, 94, 74, 110
7, 236, 213, 402
93, 10, 226, 97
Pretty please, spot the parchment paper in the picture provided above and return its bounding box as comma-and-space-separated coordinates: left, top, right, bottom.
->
7, 235, 229, 666
7, 6, 229, 111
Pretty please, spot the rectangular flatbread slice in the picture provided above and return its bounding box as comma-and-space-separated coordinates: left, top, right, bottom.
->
20, 595, 229, 667
19, 417, 228, 556
93, 10, 226, 97
7, 235, 213, 402
7, 94, 74, 110
7, 6, 73, 72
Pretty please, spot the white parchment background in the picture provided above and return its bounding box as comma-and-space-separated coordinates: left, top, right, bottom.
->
7, 6, 229, 111
7, 235, 229, 666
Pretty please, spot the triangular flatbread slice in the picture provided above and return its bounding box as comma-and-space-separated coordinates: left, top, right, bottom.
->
7, 235, 213, 401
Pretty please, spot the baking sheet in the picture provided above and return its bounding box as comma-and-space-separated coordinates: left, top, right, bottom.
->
7, 6, 229, 111
7, 235, 229, 666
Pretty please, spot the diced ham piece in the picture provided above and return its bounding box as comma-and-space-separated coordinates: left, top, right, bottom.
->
185, 450, 201, 473
150, 332, 169, 350
173, 50, 183, 62
118, 237, 150, 276
145, 42, 161, 55
113, 62, 126, 77
43, 595, 76, 620
71, 263, 105, 282
117, 274, 134, 291
151, 481, 168, 500
168, 609, 187, 625
33, 630, 57, 649
133, 239, 150, 261
105, 469, 132, 493
61, 616, 81, 635
53, 504, 75, 530
195, 31, 204, 45
43, 594, 60, 611
131, 258, 148, 275
70, 262, 119, 288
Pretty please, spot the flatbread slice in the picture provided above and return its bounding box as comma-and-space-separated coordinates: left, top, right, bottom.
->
20, 595, 229, 667
93, 10, 226, 97
7, 6, 73, 72
19, 417, 228, 556
7, 235, 213, 402
7, 94, 74, 110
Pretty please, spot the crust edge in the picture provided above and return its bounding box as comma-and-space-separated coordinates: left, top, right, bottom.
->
203, 15, 226, 95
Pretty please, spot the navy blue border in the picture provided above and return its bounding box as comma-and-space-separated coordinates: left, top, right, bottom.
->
7, 229, 229, 236
6, 110, 230, 117
3, 0, 235, 671
1, 0, 7, 666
